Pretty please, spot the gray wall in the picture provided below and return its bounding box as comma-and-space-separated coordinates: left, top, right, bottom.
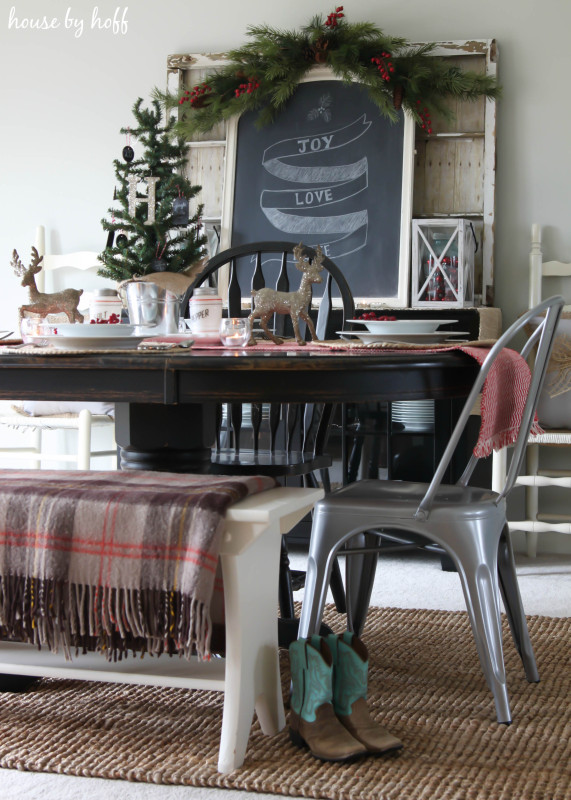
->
2, 0, 570, 325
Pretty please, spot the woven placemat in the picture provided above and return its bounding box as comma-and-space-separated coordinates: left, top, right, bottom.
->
0, 606, 569, 798
0, 338, 497, 355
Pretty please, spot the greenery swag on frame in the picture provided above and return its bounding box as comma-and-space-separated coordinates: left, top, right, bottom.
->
166, 6, 500, 138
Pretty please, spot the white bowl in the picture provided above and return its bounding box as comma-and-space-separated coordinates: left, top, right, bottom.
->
54, 323, 136, 338
351, 318, 458, 334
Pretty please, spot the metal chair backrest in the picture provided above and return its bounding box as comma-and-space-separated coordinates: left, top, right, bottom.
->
415, 295, 565, 520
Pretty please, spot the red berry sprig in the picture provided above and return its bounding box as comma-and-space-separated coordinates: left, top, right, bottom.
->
358, 312, 398, 321
90, 313, 121, 325
234, 79, 261, 98
416, 100, 433, 134
371, 53, 394, 81
325, 6, 344, 27
179, 83, 213, 107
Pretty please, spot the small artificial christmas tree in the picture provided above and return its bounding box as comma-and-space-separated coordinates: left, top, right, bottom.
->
98, 97, 207, 283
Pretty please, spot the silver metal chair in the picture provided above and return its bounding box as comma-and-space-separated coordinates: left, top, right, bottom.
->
298, 295, 565, 724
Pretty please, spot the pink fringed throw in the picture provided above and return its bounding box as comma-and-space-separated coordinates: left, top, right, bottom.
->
460, 346, 543, 458
0, 470, 277, 660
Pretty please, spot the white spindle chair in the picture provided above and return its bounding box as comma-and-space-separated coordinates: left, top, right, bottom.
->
492, 224, 571, 557
0, 226, 117, 470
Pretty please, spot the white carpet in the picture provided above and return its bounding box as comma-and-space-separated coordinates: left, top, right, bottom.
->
2, 550, 570, 800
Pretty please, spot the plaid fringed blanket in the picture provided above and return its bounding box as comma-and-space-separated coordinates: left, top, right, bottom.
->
0, 470, 277, 660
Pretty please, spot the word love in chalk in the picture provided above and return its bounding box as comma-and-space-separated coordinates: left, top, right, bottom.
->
294, 189, 334, 207
7, 6, 129, 38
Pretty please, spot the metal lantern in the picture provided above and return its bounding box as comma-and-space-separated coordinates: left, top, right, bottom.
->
411, 219, 477, 308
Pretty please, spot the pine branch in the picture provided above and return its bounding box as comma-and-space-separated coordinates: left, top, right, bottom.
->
162, 9, 500, 140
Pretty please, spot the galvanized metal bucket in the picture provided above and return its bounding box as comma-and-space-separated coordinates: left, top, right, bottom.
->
125, 281, 181, 334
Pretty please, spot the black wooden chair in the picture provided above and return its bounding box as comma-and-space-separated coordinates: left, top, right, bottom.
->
180, 241, 355, 639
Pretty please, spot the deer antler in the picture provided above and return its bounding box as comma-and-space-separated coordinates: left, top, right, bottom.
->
312, 244, 325, 270
293, 242, 307, 270
28, 247, 43, 274
11, 250, 26, 277
11, 247, 43, 278
294, 242, 325, 272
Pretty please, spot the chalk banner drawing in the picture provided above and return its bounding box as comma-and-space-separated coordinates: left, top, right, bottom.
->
229, 79, 414, 304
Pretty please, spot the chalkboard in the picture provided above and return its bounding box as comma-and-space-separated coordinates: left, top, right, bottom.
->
226, 77, 414, 305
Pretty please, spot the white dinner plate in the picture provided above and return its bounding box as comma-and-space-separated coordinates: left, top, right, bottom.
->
53, 323, 136, 338
338, 331, 470, 345
44, 333, 145, 351
350, 318, 458, 334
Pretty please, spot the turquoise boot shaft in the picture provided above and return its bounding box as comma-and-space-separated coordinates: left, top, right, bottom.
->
327, 631, 368, 715
288, 637, 367, 762
326, 632, 403, 755
289, 636, 333, 722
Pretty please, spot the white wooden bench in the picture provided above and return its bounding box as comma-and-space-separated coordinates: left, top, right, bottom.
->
0, 486, 323, 773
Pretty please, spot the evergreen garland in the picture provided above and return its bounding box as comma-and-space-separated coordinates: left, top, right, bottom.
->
164, 6, 500, 138
99, 98, 207, 283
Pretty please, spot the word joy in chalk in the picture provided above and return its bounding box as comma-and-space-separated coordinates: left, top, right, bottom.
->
296, 135, 334, 154
7, 7, 129, 38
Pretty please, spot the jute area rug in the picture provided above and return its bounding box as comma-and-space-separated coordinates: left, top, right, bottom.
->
0, 606, 569, 800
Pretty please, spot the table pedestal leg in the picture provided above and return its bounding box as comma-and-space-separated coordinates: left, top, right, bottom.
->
114, 403, 216, 472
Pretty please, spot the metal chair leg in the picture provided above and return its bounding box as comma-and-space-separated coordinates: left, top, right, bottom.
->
497, 526, 539, 682
345, 532, 379, 636
278, 538, 295, 619
449, 528, 512, 724
329, 558, 347, 614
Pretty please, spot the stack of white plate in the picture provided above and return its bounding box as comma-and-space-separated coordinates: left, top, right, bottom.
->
343, 318, 468, 345
40, 323, 146, 351
391, 400, 435, 433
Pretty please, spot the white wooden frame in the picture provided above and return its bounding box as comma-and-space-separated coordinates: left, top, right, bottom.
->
411, 40, 497, 306
168, 39, 496, 307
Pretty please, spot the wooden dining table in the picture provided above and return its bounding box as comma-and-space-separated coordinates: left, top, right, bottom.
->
0, 341, 484, 646
0, 344, 480, 473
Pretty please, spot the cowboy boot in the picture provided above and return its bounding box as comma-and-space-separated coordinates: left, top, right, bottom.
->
327, 631, 403, 754
289, 636, 367, 762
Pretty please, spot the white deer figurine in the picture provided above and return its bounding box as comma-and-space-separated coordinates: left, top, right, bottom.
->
248, 243, 324, 345
11, 247, 84, 323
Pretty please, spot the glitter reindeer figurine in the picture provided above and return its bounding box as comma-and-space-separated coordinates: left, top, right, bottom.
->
248, 243, 324, 346
11, 247, 84, 324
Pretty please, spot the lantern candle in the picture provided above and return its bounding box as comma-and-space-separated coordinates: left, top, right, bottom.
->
219, 318, 250, 347
411, 219, 477, 308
